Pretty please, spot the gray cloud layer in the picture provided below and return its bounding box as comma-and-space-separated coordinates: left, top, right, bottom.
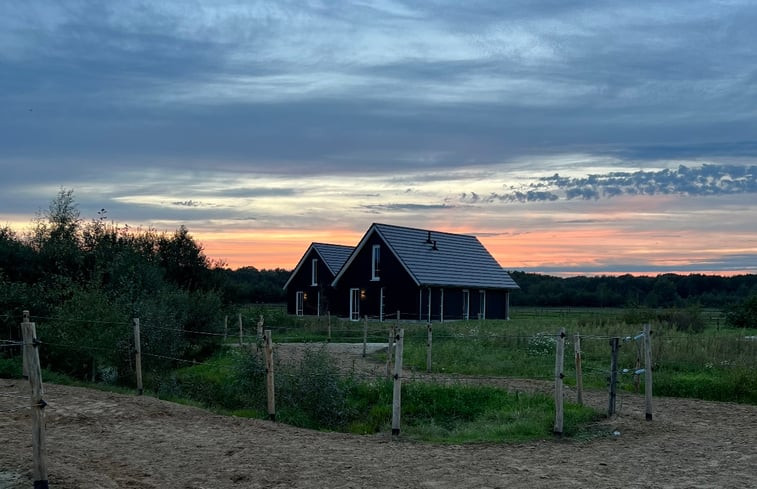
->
461, 165, 757, 203
2, 1, 757, 274
3, 0, 757, 180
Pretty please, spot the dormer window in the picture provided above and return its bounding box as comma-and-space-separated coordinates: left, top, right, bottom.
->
371, 244, 381, 280
311, 258, 318, 285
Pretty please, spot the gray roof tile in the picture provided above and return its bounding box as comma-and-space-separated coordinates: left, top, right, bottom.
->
372, 223, 519, 289
312, 242, 354, 275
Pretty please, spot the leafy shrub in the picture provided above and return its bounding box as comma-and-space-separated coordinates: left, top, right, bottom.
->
0, 357, 22, 378
726, 295, 757, 329
621, 307, 705, 333
277, 347, 354, 430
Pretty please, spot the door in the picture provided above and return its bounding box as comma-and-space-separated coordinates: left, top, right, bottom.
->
350, 288, 360, 321
296, 291, 304, 316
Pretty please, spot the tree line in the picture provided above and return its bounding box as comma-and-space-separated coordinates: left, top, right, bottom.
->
0, 190, 283, 380
508, 271, 757, 309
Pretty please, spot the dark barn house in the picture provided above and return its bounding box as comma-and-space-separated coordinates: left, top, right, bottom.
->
283, 242, 353, 316
285, 223, 518, 321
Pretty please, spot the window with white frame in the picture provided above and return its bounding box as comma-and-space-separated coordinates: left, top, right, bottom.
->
479, 290, 486, 320
311, 258, 318, 285
371, 245, 381, 280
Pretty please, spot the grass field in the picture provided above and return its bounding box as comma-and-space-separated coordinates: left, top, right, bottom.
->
3, 305, 754, 443
241, 304, 757, 404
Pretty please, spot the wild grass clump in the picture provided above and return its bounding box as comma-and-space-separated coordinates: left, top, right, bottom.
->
0, 356, 22, 378
653, 367, 757, 404
395, 383, 599, 443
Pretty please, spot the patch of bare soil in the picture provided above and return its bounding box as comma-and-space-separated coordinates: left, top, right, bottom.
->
2, 344, 756, 488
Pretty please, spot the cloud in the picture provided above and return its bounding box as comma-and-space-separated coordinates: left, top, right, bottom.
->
462, 164, 757, 203
361, 203, 453, 211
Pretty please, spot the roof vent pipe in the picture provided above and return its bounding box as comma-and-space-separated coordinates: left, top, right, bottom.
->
432, 240, 438, 251
426, 231, 433, 244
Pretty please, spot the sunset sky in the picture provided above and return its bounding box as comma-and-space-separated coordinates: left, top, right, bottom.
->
2, 1, 756, 276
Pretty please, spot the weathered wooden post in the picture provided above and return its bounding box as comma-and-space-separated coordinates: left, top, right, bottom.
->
386, 311, 398, 378
327, 312, 332, 342
224, 315, 228, 342
644, 324, 653, 421
362, 315, 368, 358
426, 321, 433, 373
22, 310, 29, 379
608, 337, 620, 416
22, 312, 49, 489
133, 318, 143, 395
574, 332, 583, 405
257, 314, 264, 342
634, 341, 642, 393
238, 313, 244, 347
392, 328, 405, 437
264, 329, 275, 421
385, 326, 395, 379
554, 328, 565, 436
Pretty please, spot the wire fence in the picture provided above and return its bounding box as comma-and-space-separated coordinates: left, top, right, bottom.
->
3, 309, 756, 423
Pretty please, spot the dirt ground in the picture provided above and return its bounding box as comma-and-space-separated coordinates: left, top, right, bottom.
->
2, 344, 756, 489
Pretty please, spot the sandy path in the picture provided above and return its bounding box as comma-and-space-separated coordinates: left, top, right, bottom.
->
2, 346, 756, 488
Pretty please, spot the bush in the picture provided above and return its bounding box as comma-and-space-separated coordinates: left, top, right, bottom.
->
726, 295, 757, 329
621, 306, 705, 333
277, 347, 354, 430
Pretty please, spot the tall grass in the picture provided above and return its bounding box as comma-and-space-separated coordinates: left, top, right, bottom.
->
158, 347, 600, 443
393, 307, 757, 404
239, 305, 757, 404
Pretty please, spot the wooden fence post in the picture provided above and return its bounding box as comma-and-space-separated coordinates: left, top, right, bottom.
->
634, 340, 642, 393
608, 337, 620, 416
392, 328, 404, 437
574, 332, 583, 406
426, 321, 432, 373
386, 325, 395, 379
257, 315, 264, 343
644, 324, 653, 421
362, 315, 368, 358
264, 329, 275, 421
22, 310, 29, 379
327, 312, 332, 342
22, 315, 49, 489
554, 328, 565, 436
238, 313, 243, 347
133, 318, 143, 395
224, 315, 228, 341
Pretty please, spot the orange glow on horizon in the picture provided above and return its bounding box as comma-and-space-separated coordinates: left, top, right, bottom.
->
196, 225, 756, 277
196, 228, 363, 270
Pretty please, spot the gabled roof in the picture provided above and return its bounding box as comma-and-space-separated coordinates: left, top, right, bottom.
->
332, 223, 519, 289
283, 242, 354, 290
312, 242, 354, 275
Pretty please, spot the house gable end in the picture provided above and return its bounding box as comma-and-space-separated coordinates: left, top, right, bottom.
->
332, 224, 420, 287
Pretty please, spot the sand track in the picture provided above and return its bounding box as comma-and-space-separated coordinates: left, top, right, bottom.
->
2, 346, 756, 488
